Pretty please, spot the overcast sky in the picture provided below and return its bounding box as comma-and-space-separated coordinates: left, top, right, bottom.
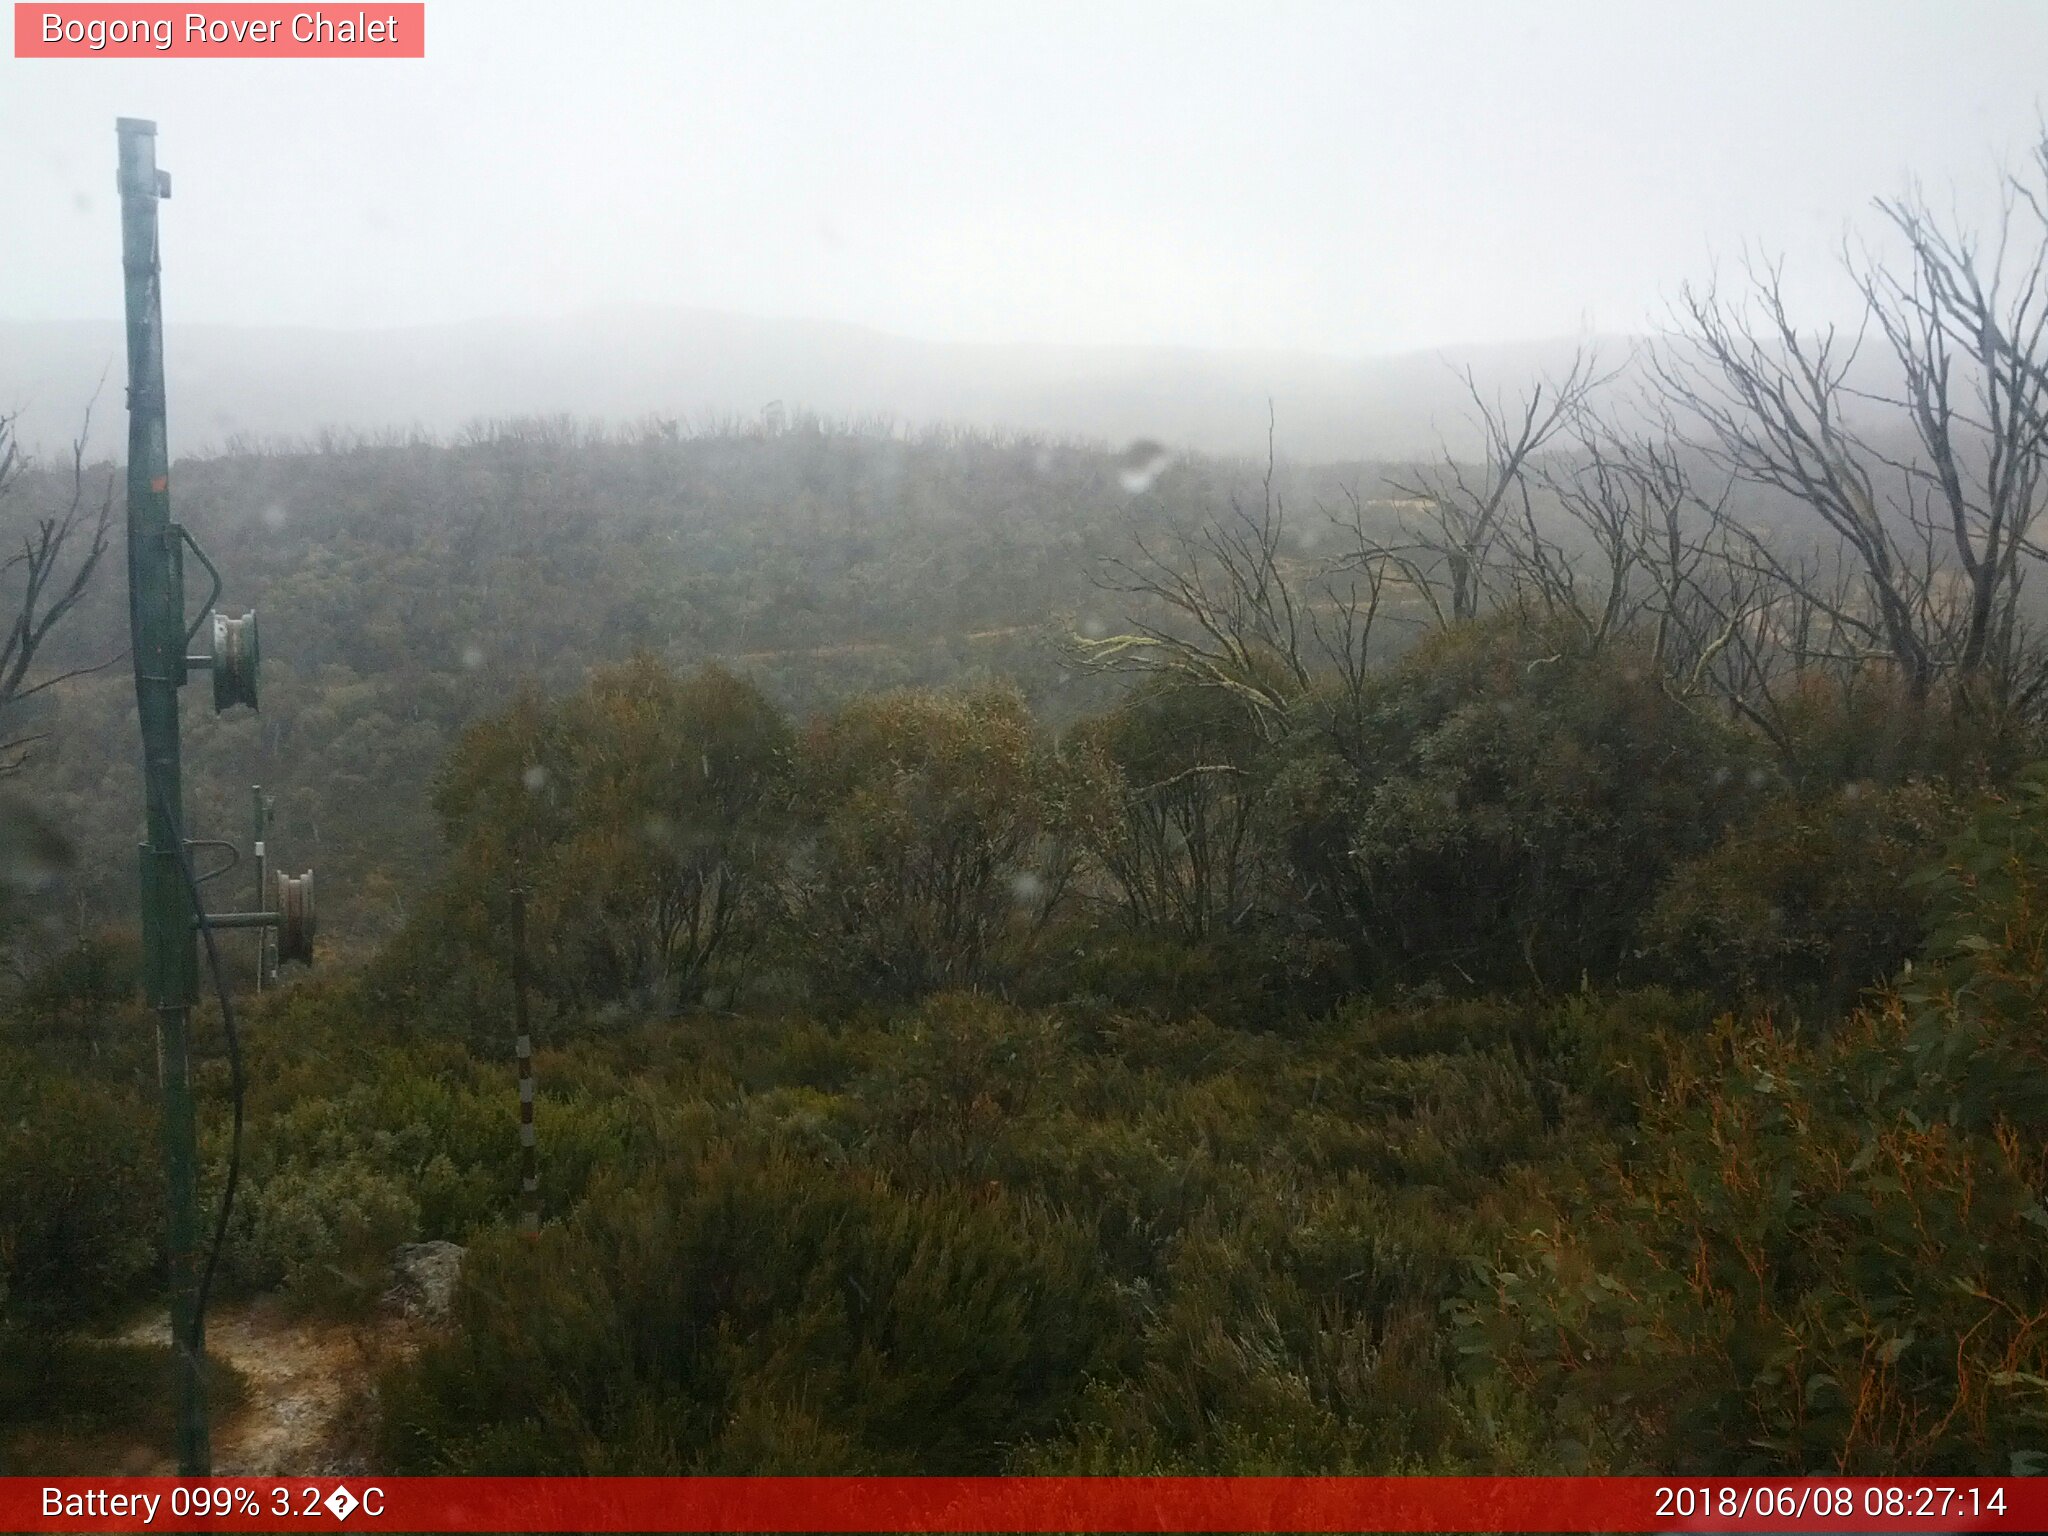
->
3, 0, 2046, 356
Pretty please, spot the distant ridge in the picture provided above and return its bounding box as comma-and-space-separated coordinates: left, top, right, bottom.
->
0, 307, 1629, 463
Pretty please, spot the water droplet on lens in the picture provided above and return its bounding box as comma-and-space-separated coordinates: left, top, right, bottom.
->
1116, 440, 1172, 495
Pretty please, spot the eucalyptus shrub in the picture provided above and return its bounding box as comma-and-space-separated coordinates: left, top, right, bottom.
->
1456, 767, 2048, 1474
1648, 780, 1959, 1013
380, 1142, 1126, 1473
1288, 620, 1759, 987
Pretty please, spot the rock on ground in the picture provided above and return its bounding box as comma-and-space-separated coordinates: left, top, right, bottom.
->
382, 1240, 467, 1325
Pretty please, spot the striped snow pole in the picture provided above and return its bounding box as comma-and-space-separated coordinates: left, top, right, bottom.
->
511, 881, 538, 1235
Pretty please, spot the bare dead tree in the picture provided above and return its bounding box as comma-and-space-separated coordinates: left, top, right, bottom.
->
1514, 398, 1674, 650
1649, 261, 1940, 694
1071, 734, 1264, 942
1857, 142, 2048, 719
1074, 408, 1423, 789
0, 410, 118, 776
1493, 385, 1833, 757
1079, 138, 2048, 792
1569, 407, 1737, 663
1302, 492, 1399, 768
1652, 160, 2048, 728
1925, 134, 2048, 450
1383, 348, 1606, 625
1074, 416, 1319, 744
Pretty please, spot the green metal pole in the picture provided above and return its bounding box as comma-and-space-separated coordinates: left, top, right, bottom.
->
252, 785, 267, 992
118, 115, 209, 1477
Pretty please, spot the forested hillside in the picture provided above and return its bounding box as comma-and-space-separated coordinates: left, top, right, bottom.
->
7, 138, 2048, 1481
6, 395, 2047, 1477
7, 417, 1395, 949
0, 312, 1606, 463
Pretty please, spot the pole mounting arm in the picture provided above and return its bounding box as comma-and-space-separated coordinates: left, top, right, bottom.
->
177, 525, 222, 650
171, 526, 260, 711
194, 869, 316, 963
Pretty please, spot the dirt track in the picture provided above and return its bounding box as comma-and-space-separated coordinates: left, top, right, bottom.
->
119, 1301, 408, 1475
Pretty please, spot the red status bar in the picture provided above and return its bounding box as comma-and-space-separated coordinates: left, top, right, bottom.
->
6, 1476, 2044, 1533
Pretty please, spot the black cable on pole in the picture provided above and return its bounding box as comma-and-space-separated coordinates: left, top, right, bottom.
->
147, 767, 244, 1337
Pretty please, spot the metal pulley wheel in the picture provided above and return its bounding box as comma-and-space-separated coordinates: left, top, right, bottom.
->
273, 867, 315, 964
211, 609, 260, 711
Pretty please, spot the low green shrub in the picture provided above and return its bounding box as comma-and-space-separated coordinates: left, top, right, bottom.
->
1288, 620, 1760, 988
1648, 782, 1959, 1012
0, 1068, 159, 1336
380, 1143, 1126, 1473
790, 685, 1070, 1002
1455, 769, 2048, 1474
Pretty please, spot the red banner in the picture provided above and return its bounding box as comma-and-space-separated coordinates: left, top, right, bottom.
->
4, 1476, 2043, 1532
13, 4, 424, 58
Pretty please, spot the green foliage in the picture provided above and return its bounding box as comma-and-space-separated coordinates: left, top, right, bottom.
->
1900, 761, 2048, 1133
791, 685, 1069, 1000
1293, 621, 1756, 986
1648, 781, 1960, 1011
10, 929, 141, 1025
381, 1142, 1125, 1473
1770, 671, 2032, 792
0, 1338, 248, 1475
225, 1161, 420, 1313
1067, 679, 1273, 939
1028, 927, 1351, 1030
0, 1066, 159, 1335
10, 423, 1185, 949
387, 658, 793, 1026
359, 985, 1673, 1475
537, 658, 793, 1009
14, 402, 2048, 1481
1456, 768, 2048, 1474
207, 1011, 683, 1312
